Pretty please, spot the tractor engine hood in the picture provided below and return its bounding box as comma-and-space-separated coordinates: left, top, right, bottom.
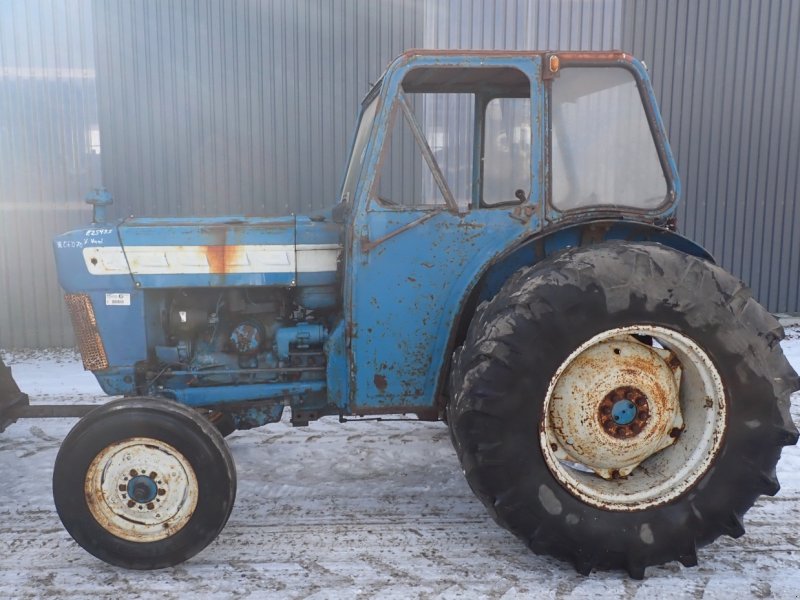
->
54, 213, 342, 291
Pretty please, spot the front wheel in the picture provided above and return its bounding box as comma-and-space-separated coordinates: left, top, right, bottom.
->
448, 242, 798, 577
53, 397, 237, 569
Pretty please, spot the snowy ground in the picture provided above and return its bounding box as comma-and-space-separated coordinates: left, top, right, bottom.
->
1, 332, 799, 599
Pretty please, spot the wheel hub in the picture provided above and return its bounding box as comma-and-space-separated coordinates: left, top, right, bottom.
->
600, 386, 650, 436
127, 473, 159, 504
544, 334, 684, 480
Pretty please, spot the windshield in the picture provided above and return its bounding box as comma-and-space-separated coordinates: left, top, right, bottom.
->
551, 67, 667, 211
340, 97, 379, 203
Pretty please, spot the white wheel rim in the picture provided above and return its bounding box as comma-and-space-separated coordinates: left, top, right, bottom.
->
540, 325, 727, 511
85, 437, 199, 542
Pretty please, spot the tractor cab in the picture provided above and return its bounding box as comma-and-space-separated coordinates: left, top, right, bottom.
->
340, 50, 678, 230
339, 51, 686, 414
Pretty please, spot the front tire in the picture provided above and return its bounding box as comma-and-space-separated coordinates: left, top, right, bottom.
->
53, 397, 237, 569
448, 242, 798, 577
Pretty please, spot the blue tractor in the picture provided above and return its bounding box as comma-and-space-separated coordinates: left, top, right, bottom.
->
1, 50, 797, 577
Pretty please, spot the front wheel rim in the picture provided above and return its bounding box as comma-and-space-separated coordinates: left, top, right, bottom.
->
84, 437, 199, 542
540, 325, 727, 511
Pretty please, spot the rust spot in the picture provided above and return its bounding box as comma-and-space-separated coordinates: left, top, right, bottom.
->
373, 374, 388, 391
666, 354, 681, 371
669, 427, 683, 439
204, 244, 249, 274
205, 245, 225, 274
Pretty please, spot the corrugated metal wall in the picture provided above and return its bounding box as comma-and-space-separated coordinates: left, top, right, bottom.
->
1, 0, 798, 348
92, 0, 421, 219
423, 0, 622, 49
622, 0, 800, 313
0, 0, 100, 347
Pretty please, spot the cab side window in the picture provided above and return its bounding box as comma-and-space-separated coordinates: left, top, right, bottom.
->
372, 66, 532, 211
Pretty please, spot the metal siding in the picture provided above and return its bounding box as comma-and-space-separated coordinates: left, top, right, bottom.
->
622, 0, 800, 313
92, 0, 421, 220
0, 0, 100, 349
424, 0, 622, 50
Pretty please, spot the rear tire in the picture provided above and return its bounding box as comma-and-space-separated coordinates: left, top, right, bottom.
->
448, 241, 798, 578
53, 397, 237, 569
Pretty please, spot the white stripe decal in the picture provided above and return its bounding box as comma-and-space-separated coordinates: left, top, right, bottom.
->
83, 244, 340, 276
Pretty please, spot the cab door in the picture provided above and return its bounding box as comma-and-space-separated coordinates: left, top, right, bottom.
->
345, 56, 544, 415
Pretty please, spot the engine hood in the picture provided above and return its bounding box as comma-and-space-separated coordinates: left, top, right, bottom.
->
54, 214, 342, 290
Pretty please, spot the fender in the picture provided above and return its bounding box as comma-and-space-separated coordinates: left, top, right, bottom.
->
436, 219, 715, 410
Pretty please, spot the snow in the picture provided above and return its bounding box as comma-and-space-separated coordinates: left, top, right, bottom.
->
1, 334, 799, 599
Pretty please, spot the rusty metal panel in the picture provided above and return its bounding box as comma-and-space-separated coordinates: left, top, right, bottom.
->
0, 0, 101, 349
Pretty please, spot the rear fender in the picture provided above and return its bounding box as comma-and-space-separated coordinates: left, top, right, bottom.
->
438, 220, 714, 409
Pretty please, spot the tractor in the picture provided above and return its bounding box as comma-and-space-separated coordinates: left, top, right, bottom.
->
1, 50, 797, 578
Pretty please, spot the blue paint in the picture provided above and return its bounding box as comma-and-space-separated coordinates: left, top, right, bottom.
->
612, 399, 637, 425
344, 53, 543, 412
275, 323, 328, 360
325, 321, 348, 411
296, 286, 338, 309
127, 475, 158, 504
52, 51, 707, 429
162, 380, 326, 407
94, 368, 137, 395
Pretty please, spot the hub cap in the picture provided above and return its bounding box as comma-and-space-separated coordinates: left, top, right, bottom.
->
85, 437, 199, 542
600, 386, 650, 436
540, 325, 727, 510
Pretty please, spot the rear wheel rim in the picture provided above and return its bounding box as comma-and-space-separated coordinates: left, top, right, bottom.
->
540, 325, 727, 511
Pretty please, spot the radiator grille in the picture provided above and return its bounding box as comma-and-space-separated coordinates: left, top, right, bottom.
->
64, 293, 109, 371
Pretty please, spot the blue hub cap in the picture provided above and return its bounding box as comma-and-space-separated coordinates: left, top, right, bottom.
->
611, 399, 637, 425
127, 475, 158, 504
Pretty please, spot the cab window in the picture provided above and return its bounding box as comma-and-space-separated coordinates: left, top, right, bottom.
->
550, 67, 667, 211
373, 67, 531, 211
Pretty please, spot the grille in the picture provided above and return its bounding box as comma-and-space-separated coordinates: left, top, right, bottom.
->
64, 293, 109, 371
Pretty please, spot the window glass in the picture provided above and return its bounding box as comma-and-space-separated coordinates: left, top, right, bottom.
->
483, 98, 531, 205
376, 93, 473, 210
341, 97, 378, 202
551, 67, 667, 211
